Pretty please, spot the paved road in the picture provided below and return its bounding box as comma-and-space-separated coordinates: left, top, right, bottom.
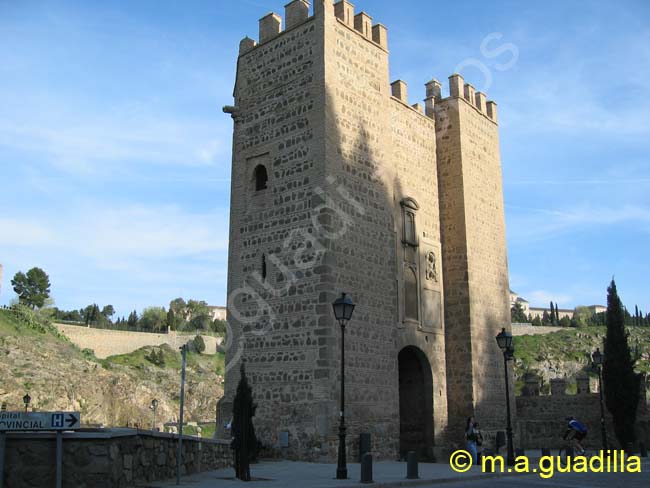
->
437, 470, 650, 488
145, 457, 650, 488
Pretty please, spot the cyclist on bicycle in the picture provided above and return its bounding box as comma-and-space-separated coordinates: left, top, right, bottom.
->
564, 416, 587, 455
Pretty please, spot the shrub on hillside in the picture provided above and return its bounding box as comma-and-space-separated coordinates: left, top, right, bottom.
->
192, 335, 206, 354
145, 348, 166, 367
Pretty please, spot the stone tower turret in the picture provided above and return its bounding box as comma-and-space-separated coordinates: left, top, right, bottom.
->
221, 0, 510, 461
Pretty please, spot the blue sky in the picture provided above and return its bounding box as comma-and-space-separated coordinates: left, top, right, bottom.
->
1, 0, 648, 317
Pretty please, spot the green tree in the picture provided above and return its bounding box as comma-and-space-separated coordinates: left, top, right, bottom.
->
549, 301, 556, 325
541, 310, 552, 325
11, 267, 51, 309
187, 299, 210, 318
192, 335, 206, 353
572, 306, 591, 328
166, 308, 176, 330
140, 307, 167, 332
559, 316, 571, 327
232, 363, 257, 480
555, 303, 560, 323
603, 279, 641, 449
531, 316, 542, 327
101, 305, 115, 322
212, 319, 227, 336
127, 310, 139, 329
510, 302, 528, 323
169, 298, 188, 320
189, 313, 211, 331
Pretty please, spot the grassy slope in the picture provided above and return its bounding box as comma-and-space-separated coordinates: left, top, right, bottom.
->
513, 326, 650, 393
0, 308, 224, 431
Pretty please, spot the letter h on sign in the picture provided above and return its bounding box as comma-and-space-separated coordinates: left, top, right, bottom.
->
52, 413, 64, 428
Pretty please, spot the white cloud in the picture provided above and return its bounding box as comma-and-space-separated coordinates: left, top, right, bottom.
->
0, 219, 56, 247
527, 290, 573, 307
0, 203, 229, 270
507, 203, 650, 243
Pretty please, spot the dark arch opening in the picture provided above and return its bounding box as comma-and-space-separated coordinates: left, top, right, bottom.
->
398, 346, 434, 460
254, 164, 268, 191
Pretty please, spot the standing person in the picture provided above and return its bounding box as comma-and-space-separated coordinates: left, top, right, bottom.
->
473, 421, 484, 462
466, 416, 478, 465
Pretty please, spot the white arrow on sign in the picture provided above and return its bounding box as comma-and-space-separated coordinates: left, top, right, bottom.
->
0, 411, 81, 431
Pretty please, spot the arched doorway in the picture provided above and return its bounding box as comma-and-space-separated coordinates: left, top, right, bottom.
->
398, 346, 434, 460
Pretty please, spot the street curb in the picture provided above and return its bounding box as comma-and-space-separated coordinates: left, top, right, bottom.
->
333, 470, 521, 488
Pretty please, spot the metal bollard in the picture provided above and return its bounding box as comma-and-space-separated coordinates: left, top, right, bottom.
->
360, 453, 373, 484
640, 442, 648, 458
359, 433, 371, 462
406, 451, 419, 480
565, 445, 574, 460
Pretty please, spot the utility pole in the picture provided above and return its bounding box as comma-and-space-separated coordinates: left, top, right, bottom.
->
176, 344, 187, 485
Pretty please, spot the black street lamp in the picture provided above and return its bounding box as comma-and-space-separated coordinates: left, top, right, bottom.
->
592, 348, 608, 451
495, 328, 515, 466
151, 399, 159, 431
23, 393, 31, 413
332, 293, 355, 480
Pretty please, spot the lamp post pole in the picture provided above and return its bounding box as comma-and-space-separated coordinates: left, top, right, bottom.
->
496, 328, 515, 466
23, 393, 31, 413
592, 348, 608, 451
151, 399, 159, 431
503, 349, 515, 466
176, 345, 187, 485
332, 293, 355, 481
337, 319, 347, 480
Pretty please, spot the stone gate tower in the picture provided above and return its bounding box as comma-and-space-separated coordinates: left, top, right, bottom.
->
220, 0, 511, 461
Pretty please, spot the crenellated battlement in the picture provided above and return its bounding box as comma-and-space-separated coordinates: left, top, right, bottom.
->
388, 73, 497, 123
447, 73, 498, 122
238, 1, 388, 57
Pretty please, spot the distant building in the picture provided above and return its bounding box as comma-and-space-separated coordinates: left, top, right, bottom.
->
586, 305, 607, 315
528, 307, 573, 320
510, 290, 530, 315
207, 306, 227, 321
511, 289, 606, 320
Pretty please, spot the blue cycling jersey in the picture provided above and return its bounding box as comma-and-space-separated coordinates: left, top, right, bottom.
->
569, 420, 587, 433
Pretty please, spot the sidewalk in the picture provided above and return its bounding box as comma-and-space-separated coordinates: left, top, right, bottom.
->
142, 460, 504, 488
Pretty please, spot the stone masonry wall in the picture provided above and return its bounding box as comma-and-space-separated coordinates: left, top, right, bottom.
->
516, 380, 650, 450
322, 3, 399, 461
436, 77, 510, 446
55, 324, 221, 358
224, 8, 328, 460
3, 430, 230, 488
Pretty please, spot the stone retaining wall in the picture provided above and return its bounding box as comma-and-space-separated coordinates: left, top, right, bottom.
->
2, 429, 231, 488
516, 376, 649, 450
55, 324, 222, 358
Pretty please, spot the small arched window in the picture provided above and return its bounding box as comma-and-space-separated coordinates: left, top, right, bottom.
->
400, 197, 419, 247
404, 267, 419, 321
254, 165, 268, 191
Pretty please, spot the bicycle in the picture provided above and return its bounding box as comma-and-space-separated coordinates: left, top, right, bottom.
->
559, 430, 587, 459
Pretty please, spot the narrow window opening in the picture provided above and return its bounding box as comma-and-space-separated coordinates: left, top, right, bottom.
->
261, 254, 267, 281
254, 165, 268, 191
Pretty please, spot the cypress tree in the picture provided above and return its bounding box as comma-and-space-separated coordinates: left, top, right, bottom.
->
555, 303, 560, 323
232, 362, 257, 481
603, 279, 641, 450
549, 301, 555, 325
